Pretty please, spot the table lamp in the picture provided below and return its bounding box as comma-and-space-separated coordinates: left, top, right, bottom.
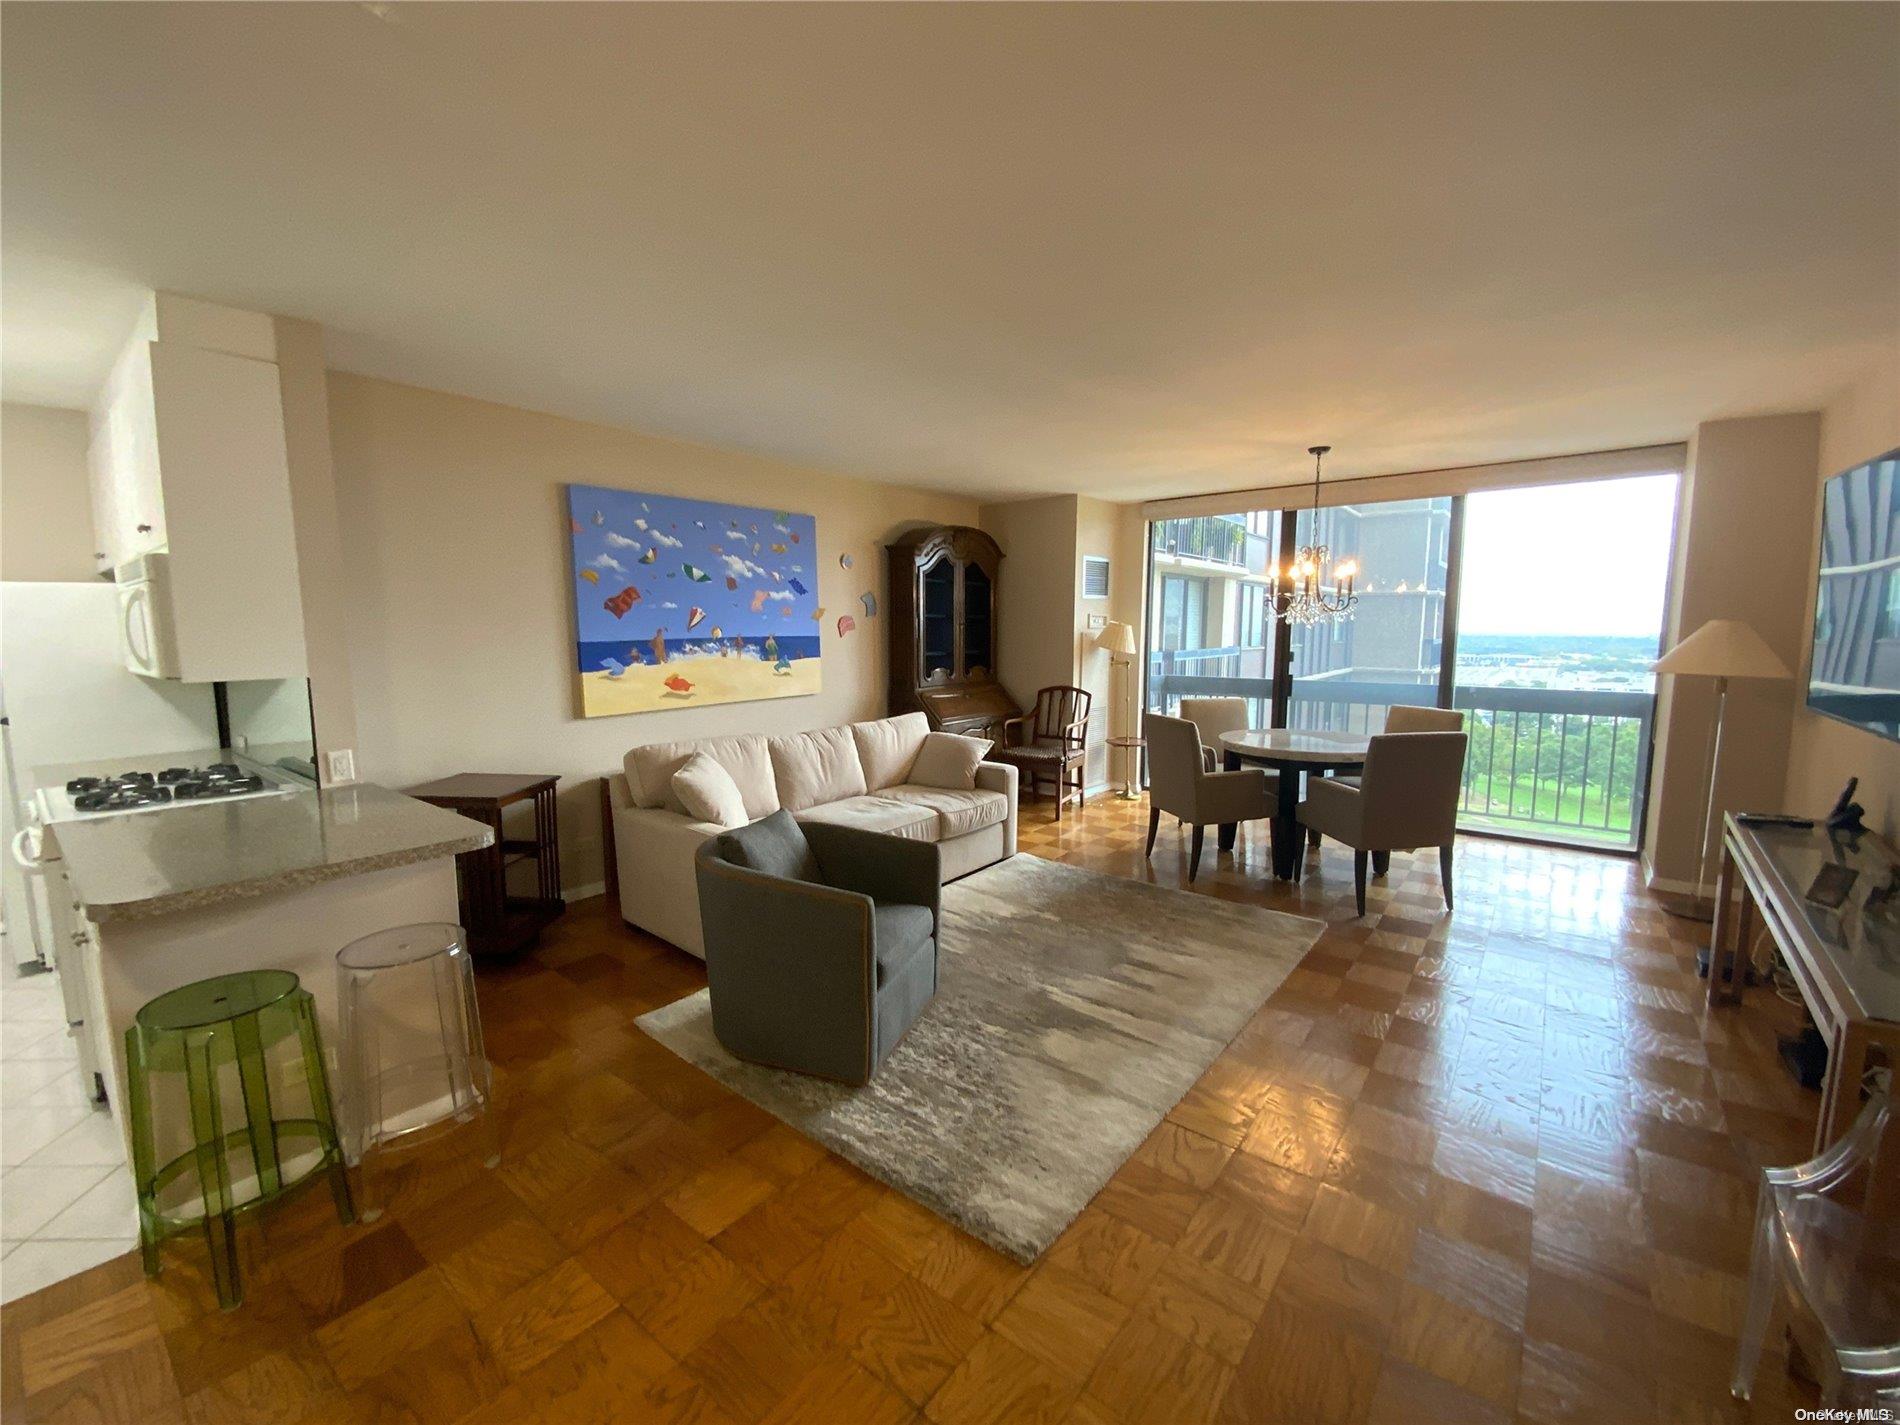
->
1095, 620, 1140, 798
1651, 619, 1792, 921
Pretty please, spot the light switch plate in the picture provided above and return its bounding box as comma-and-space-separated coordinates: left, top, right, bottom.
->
1087, 613, 1108, 630
325, 748, 357, 785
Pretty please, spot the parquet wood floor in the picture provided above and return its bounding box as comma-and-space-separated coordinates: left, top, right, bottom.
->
2, 795, 1827, 1423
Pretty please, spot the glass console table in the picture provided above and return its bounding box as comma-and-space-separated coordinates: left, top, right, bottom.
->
1709, 813, 1900, 1154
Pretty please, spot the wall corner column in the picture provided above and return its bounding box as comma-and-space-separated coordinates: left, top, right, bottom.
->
270, 317, 361, 778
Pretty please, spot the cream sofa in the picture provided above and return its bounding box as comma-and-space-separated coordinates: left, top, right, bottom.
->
604, 712, 1017, 958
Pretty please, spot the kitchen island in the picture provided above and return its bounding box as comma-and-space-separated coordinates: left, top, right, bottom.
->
44, 780, 492, 1150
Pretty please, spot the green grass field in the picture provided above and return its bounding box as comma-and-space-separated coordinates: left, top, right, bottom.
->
1459, 715, 1642, 847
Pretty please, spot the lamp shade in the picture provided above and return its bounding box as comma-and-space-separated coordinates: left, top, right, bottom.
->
1651, 619, 1791, 680
1095, 620, 1138, 656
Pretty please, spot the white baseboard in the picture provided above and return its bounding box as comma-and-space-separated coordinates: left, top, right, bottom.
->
563, 880, 606, 904
1639, 860, 1743, 906
1642, 866, 1701, 897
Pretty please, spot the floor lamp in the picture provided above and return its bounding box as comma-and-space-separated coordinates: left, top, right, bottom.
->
1095, 620, 1140, 799
1650, 619, 1792, 923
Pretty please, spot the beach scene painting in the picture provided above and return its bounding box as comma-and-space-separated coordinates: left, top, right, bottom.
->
566, 484, 821, 717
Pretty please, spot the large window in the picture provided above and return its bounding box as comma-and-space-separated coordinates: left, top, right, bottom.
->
1286, 497, 1452, 733
1146, 514, 1281, 727
1143, 474, 1678, 851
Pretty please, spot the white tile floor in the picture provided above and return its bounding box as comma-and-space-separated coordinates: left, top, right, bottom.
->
0, 964, 136, 1304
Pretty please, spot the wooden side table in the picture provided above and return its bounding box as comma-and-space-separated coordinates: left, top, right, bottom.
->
406, 774, 564, 959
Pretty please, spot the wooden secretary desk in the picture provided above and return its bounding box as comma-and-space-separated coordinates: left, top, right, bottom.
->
886, 525, 1021, 739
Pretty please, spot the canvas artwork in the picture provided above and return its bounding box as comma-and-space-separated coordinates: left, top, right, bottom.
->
567, 484, 821, 717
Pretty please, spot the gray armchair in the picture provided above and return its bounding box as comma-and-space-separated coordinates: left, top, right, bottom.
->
1144, 712, 1275, 881
1298, 730, 1467, 916
694, 810, 939, 1085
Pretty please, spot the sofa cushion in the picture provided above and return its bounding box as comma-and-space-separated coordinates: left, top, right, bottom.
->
768, 725, 869, 813
626, 734, 779, 820
793, 795, 937, 841
851, 713, 930, 791
714, 809, 821, 883
672, 752, 748, 828
910, 731, 993, 790
873, 903, 935, 985
884, 785, 1010, 839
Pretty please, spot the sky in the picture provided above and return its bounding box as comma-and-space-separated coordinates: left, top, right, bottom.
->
566, 485, 820, 646
1455, 473, 1679, 637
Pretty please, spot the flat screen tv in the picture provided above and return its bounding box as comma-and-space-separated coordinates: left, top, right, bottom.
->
1808, 446, 1900, 741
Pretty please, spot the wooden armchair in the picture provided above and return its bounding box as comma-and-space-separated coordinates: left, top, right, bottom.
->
991, 685, 1092, 820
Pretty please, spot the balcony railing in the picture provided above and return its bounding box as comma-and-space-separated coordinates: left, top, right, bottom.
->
1153, 517, 1267, 571
1147, 664, 1655, 849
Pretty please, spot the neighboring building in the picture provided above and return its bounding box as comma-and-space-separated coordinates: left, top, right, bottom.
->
1148, 498, 1451, 694
1294, 499, 1451, 685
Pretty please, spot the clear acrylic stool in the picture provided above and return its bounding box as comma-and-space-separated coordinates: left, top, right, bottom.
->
337, 922, 498, 1221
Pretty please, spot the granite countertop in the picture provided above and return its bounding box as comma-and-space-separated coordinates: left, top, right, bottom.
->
46, 782, 493, 923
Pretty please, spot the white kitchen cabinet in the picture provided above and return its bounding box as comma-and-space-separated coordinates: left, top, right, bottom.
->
88, 337, 308, 681
89, 338, 166, 566
84, 407, 121, 576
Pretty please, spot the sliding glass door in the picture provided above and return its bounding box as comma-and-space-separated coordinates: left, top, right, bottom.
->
1450, 474, 1677, 848
1143, 471, 1678, 851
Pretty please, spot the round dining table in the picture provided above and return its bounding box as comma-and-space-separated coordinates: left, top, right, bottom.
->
1218, 728, 1373, 881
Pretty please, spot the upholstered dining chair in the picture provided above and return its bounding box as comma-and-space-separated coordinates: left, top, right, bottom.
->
1322, 705, 1468, 856
1179, 697, 1250, 772
1144, 712, 1275, 881
1298, 730, 1468, 915
1385, 705, 1466, 735
993, 685, 1092, 820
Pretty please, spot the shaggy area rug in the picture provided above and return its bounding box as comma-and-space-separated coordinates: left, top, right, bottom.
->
635, 853, 1323, 1262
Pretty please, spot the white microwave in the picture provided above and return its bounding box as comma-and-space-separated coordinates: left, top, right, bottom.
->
115, 552, 182, 678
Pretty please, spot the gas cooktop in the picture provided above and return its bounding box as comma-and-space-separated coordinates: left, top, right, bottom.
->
46, 763, 292, 820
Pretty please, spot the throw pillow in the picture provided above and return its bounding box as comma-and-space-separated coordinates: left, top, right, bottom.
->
672, 751, 748, 828
717, 808, 821, 882
909, 731, 992, 790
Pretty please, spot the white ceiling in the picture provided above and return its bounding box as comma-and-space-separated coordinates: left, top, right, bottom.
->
3, 3, 1896, 501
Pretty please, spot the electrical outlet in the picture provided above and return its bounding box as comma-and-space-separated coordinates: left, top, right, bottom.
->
325, 748, 357, 785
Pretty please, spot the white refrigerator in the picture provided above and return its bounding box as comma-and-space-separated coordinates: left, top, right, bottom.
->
1, 581, 219, 969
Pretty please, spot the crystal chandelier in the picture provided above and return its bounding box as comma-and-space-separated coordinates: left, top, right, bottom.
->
1270, 445, 1361, 626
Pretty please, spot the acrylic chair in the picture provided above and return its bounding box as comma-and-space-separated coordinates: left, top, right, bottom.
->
1732, 1090, 1899, 1408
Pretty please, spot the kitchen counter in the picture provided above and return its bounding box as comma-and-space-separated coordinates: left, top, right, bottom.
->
47, 782, 492, 923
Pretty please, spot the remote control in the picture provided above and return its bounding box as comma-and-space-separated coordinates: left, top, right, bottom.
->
1735, 812, 1815, 828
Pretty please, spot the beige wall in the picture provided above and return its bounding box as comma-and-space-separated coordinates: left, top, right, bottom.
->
1073, 495, 1120, 786
1645, 412, 1821, 889
326, 374, 980, 894
978, 493, 1080, 717
1, 402, 95, 582
978, 493, 1151, 792
1784, 350, 1900, 831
